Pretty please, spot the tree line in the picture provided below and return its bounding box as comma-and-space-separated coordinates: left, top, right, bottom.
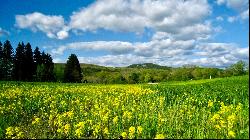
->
0, 40, 55, 81
0, 40, 83, 83
0, 40, 248, 84
80, 60, 248, 84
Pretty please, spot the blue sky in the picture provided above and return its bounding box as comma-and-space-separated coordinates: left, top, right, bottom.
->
0, 0, 249, 67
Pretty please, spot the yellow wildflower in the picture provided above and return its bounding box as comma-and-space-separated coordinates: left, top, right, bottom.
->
76, 121, 85, 128
214, 124, 221, 130
64, 124, 70, 134
75, 128, 83, 138
155, 134, 165, 139
121, 132, 127, 138
57, 128, 63, 133
6, 127, 14, 138
236, 103, 242, 111
211, 114, 220, 122
104, 127, 109, 135
17, 131, 24, 138
227, 114, 236, 123
67, 111, 74, 119
208, 100, 213, 107
113, 116, 118, 124
137, 126, 143, 134
129, 126, 135, 135
228, 130, 236, 138
32, 117, 41, 125
220, 120, 226, 128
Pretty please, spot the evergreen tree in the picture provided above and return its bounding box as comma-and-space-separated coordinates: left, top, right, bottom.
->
24, 42, 34, 81
0, 41, 3, 80
64, 54, 82, 83
0, 41, 2, 57
36, 52, 55, 81
14, 42, 25, 81
33, 47, 42, 80
2, 40, 14, 80
34, 47, 42, 65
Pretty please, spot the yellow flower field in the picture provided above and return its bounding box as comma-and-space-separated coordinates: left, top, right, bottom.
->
0, 76, 248, 139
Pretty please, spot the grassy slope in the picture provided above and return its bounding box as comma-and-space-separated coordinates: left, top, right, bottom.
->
157, 75, 248, 86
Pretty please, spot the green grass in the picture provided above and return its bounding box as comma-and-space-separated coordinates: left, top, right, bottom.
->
0, 75, 248, 139
158, 76, 233, 86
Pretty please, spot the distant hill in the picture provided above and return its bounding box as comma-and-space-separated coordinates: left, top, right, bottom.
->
127, 63, 171, 69
55, 63, 107, 69
55, 62, 171, 70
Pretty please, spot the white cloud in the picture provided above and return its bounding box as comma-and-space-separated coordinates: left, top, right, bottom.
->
57, 30, 69, 40
216, 0, 225, 5
0, 27, 10, 37
15, 12, 68, 39
51, 38, 248, 68
15, 0, 213, 41
217, 0, 249, 21
240, 8, 249, 19
216, 0, 248, 11
69, 0, 211, 40
216, 16, 224, 21
227, 16, 237, 23
70, 44, 248, 67
51, 41, 134, 55
13, 1, 248, 68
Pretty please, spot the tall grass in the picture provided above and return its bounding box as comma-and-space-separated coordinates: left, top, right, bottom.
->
0, 76, 248, 139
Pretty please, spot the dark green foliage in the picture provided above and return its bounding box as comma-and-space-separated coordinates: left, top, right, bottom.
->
128, 63, 171, 70
36, 52, 55, 81
228, 60, 246, 76
1, 40, 14, 80
128, 72, 140, 84
0, 40, 54, 82
53, 61, 248, 84
0, 41, 2, 57
14, 42, 36, 81
24, 43, 34, 81
33, 47, 42, 79
13, 42, 26, 81
0, 42, 3, 80
64, 54, 82, 83
53, 63, 65, 82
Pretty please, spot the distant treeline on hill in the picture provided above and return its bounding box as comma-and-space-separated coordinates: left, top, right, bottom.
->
0, 40, 249, 83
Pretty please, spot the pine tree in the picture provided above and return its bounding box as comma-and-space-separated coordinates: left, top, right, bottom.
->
64, 54, 82, 83
36, 51, 55, 81
24, 42, 34, 81
0, 41, 2, 57
2, 40, 14, 80
0, 41, 3, 80
14, 42, 25, 81
34, 47, 42, 65
33, 47, 42, 81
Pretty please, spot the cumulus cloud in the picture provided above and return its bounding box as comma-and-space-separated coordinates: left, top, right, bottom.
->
51, 39, 248, 68
59, 44, 248, 68
216, 16, 224, 21
240, 8, 249, 19
227, 16, 237, 23
216, 0, 248, 11
51, 41, 134, 55
69, 0, 211, 40
216, 0, 249, 21
14, 0, 248, 68
15, 0, 213, 40
0, 27, 10, 37
15, 12, 68, 39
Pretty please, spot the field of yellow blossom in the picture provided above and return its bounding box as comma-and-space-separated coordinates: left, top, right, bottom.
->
0, 75, 248, 139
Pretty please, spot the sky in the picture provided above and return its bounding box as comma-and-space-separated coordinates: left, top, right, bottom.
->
0, 0, 249, 68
